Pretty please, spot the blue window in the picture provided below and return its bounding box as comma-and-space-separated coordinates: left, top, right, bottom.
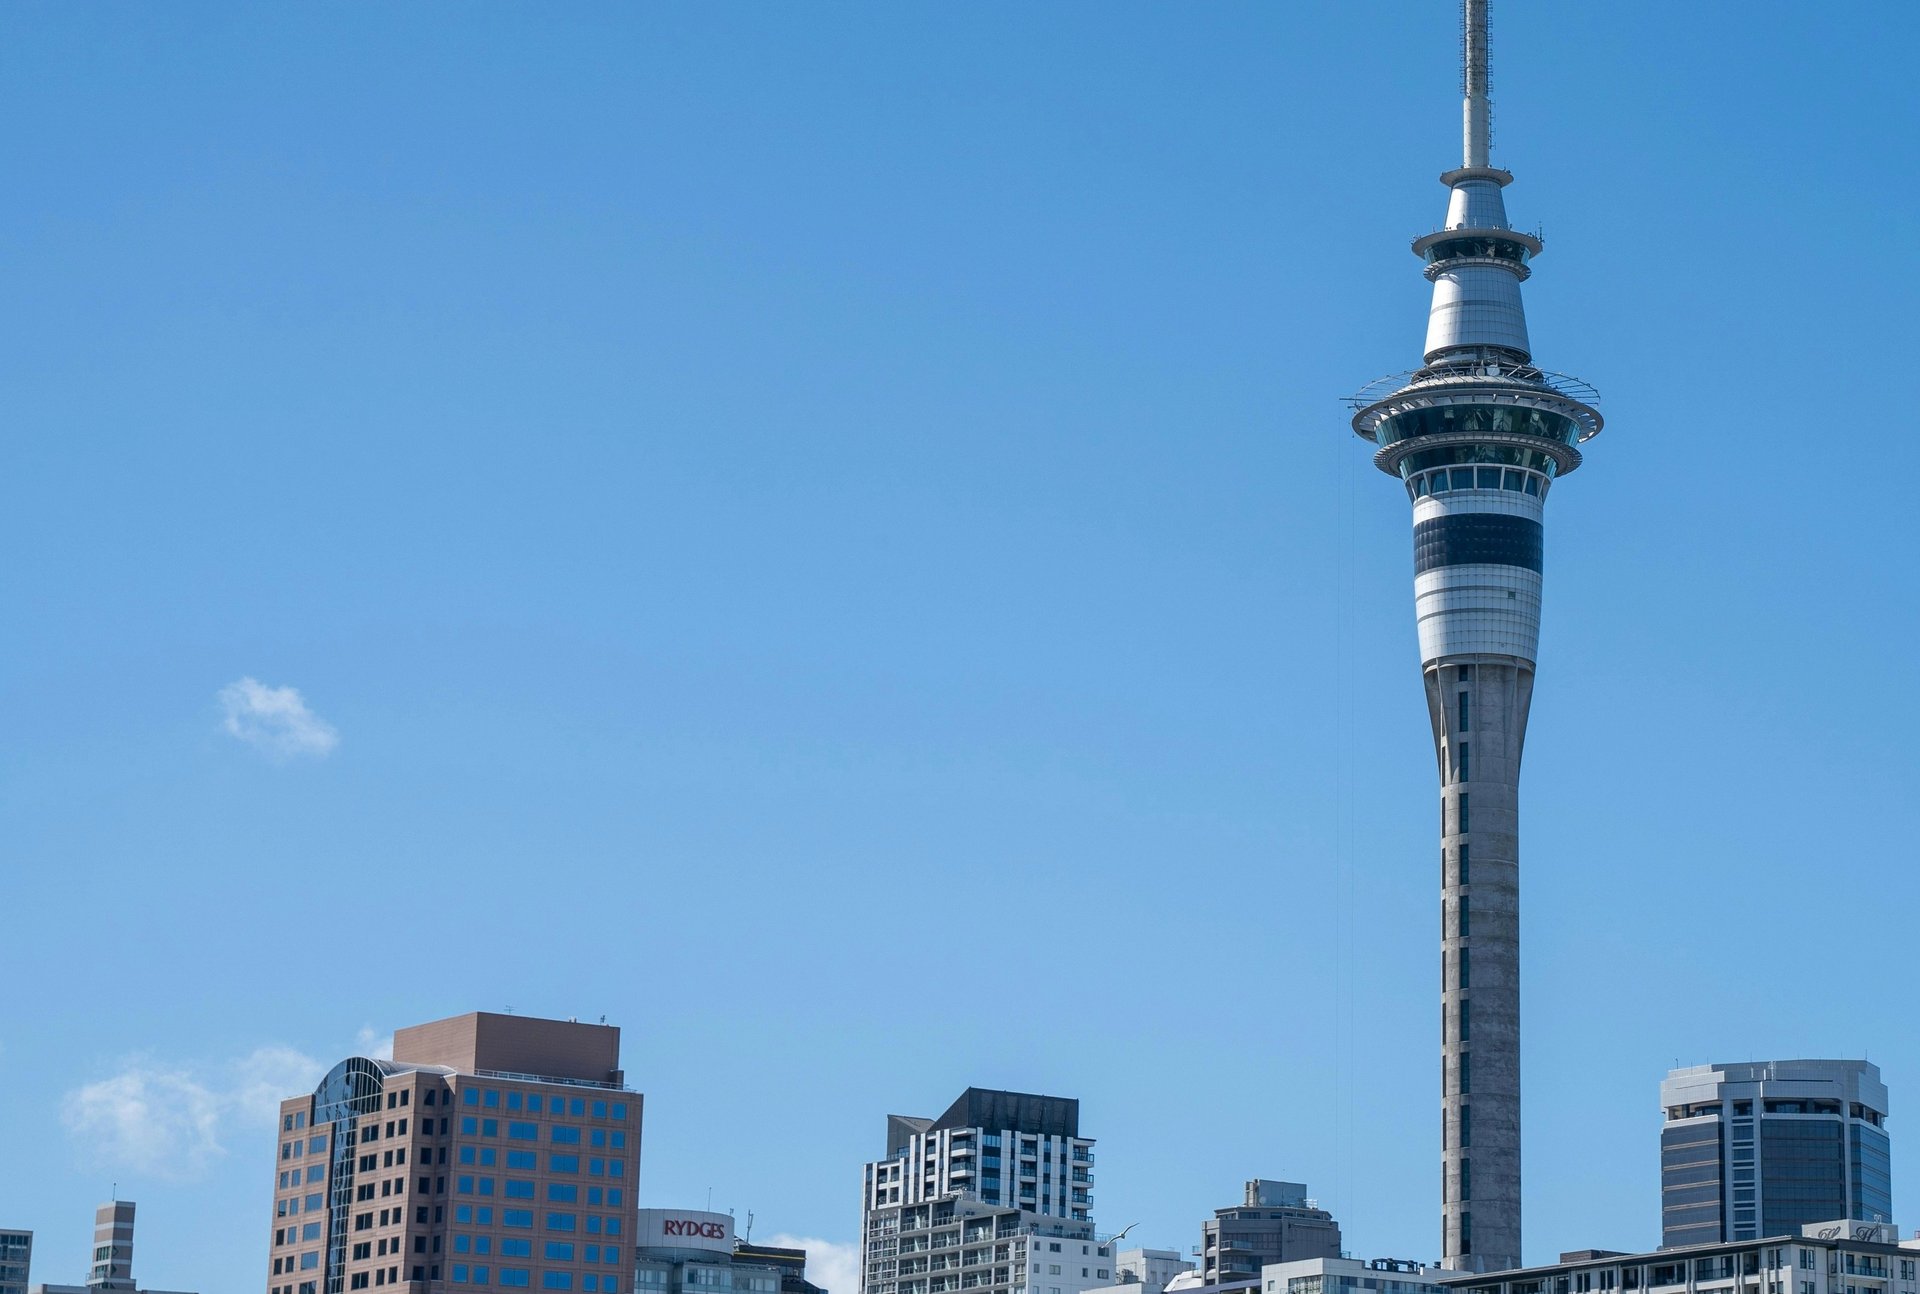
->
506, 1181, 534, 1199
306, 1194, 324, 1210
508, 1151, 537, 1170
302, 1222, 322, 1241
480, 1148, 498, 1166
611, 1132, 625, 1149
463, 1117, 479, 1135
550, 1156, 580, 1174
584, 1279, 600, 1293
607, 1190, 623, 1207
501, 1272, 531, 1289
549, 1184, 579, 1202
455, 1237, 471, 1254
609, 1159, 624, 1178
453, 1267, 469, 1284
460, 1147, 477, 1165
507, 1092, 522, 1110
458, 1176, 475, 1194
509, 1123, 538, 1141
475, 1237, 494, 1255
587, 1189, 602, 1206
611, 1103, 627, 1122
605, 1218, 621, 1237
592, 1101, 607, 1119
590, 1130, 606, 1148
456, 1206, 474, 1223
475, 1270, 492, 1286
306, 1166, 324, 1182
585, 1249, 601, 1264
547, 1213, 578, 1232
300, 1252, 320, 1270
502, 1240, 532, 1258
546, 1243, 576, 1261
484, 1090, 501, 1109
569, 1099, 585, 1116
545, 1275, 575, 1291
475, 1208, 495, 1226
588, 1159, 603, 1176
551, 1127, 581, 1145
504, 1210, 534, 1228
585, 1217, 601, 1235
483, 1120, 499, 1137
464, 1090, 479, 1107
604, 1246, 619, 1263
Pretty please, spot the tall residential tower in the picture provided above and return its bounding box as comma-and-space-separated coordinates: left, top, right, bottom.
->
1346, 0, 1602, 1272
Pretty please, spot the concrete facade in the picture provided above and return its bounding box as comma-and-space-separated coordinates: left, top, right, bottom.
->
0, 1232, 28, 1294
1346, 3, 1603, 1273
1260, 1257, 1441, 1294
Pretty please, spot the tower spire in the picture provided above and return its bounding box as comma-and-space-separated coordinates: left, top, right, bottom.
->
1344, 2, 1604, 1275
1462, 0, 1491, 168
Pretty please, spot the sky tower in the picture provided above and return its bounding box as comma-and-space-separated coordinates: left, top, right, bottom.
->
1345, 0, 1602, 1273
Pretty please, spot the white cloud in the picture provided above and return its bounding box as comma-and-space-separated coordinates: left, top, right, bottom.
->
63, 1043, 329, 1182
354, 1026, 395, 1061
218, 676, 339, 759
765, 1235, 860, 1294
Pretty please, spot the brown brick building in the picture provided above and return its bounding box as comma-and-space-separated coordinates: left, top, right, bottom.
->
268, 1012, 640, 1294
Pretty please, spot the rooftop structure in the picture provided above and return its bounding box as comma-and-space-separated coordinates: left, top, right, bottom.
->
1346, 0, 1603, 1271
1200, 1184, 1340, 1284
27, 1203, 194, 1294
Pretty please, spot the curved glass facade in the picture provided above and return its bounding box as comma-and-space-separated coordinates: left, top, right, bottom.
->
1376, 403, 1582, 449
1398, 443, 1562, 479
1424, 236, 1532, 268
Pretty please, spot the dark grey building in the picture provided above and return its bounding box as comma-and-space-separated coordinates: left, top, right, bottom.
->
0, 1231, 29, 1294
1199, 1182, 1341, 1283
1660, 1061, 1891, 1248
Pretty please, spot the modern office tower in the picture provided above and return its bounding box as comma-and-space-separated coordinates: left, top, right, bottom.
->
27, 1204, 195, 1294
1199, 1183, 1340, 1283
732, 1241, 830, 1294
0, 1231, 31, 1294
858, 1088, 1112, 1294
1660, 1061, 1892, 1248
266, 1011, 638, 1294
1346, 0, 1603, 1272
1436, 1221, 1913, 1294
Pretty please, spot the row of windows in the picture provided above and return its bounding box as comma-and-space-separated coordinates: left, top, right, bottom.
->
458, 1148, 622, 1170
456, 1172, 626, 1198
461, 1091, 629, 1121
451, 1237, 621, 1263
1409, 465, 1546, 501
449, 1268, 621, 1291
1376, 403, 1584, 451
451, 1205, 625, 1235
457, 1119, 624, 1147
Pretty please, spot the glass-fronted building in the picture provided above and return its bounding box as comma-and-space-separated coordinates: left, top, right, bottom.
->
1660, 1061, 1890, 1248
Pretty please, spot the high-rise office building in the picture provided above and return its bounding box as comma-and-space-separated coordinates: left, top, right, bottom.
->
267, 1011, 639, 1294
1660, 1061, 1891, 1248
1346, 0, 1603, 1272
633, 1210, 821, 1294
0, 1230, 31, 1294
1199, 1183, 1340, 1283
858, 1088, 1111, 1294
27, 1203, 194, 1294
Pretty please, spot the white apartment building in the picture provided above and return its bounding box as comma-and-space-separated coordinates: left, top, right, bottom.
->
860, 1089, 1111, 1294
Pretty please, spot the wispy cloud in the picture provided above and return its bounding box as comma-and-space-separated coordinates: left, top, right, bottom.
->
218, 676, 339, 760
63, 1044, 329, 1181
765, 1235, 859, 1294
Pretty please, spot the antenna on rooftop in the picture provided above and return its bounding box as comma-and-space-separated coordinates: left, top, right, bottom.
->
1461, 0, 1491, 168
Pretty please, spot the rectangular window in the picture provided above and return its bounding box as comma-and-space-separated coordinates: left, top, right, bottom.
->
1461, 1104, 1472, 1147
1459, 793, 1470, 833
505, 1181, 534, 1199
1459, 946, 1471, 990
1460, 1052, 1472, 1094
545, 1276, 575, 1291
548, 1214, 579, 1232
508, 1123, 538, 1141
546, 1243, 577, 1261
507, 1151, 536, 1170
549, 1185, 580, 1203
1459, 692, 1470, 732
550, 1155, 581, 1174
1461, 1211, 1471, 1255
501, 1240, 532, 1258
1459, 844, 1470, 884
504, 1210, 533, 1228
552, 1126, 582, 1145
1458, 742, 1470, 782
1461, 1158, 1471, 1202
500, 1272, 530, 1289
1459, 998, 1471, 1043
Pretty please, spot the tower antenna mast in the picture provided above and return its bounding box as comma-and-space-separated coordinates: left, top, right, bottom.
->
1462, 0, 1491, 168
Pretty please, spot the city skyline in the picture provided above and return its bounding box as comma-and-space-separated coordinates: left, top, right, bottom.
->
4, 4, 1918, 1293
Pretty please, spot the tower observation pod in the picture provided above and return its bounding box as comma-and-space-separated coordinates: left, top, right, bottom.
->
1344, 0, 1602, 1274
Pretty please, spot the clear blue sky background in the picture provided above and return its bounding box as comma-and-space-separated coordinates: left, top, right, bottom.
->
3, 2, 1917, 1289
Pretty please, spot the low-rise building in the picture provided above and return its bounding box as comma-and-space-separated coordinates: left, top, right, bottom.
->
1261, 1257, 1441, 1294
27, 1203, 194, 1294
0, 1231, 30, 1294
1201, 1184, 1342, 1283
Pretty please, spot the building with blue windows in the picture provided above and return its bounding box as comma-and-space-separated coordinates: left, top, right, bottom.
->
1660, 1060, 1891, 1248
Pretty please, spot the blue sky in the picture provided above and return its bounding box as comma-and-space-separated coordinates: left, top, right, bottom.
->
2, 2, 1917, 1289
